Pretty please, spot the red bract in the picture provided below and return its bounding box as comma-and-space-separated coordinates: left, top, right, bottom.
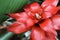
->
7, 22, 27, 34
38, 15, 60, 40
7, 12, 37, 34
24, 0, 59, 19
40, 19, 57, 36
30, 27, 46, 40
41, 5, 58, 19
45, 32, 56, 40
51, 15, 60, 30
7, 0, 60, 40
41, 0, 59, 7
30, 26, 56, 40
24, 2, 42, 13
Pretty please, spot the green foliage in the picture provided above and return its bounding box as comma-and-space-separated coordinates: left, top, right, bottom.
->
0, 0, 28, 25
0, 0, 28, 14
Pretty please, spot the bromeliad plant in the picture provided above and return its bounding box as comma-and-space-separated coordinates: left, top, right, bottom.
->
0, 0, 60, 40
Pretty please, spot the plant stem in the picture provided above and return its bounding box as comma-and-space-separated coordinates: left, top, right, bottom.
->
0, 32, 14, 40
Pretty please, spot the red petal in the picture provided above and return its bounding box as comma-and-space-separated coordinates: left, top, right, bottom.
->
46, 32, 56, 40
41, 5, 59, 19
44, 5, 58, 15
8, 13, 20, 20
52, 15, 60, 30
8, 12, 28, 20
26, 19, 35, 29
41, 0, 59, 8
41, 12, 52, 19
40, 19, 57, 36
30, 27, 46, 40
7, 21, 27, 34
30, 2, 42, 13
24, 2, 43, 14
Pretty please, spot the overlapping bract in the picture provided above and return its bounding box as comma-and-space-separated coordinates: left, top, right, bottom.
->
7, 0, 60, 40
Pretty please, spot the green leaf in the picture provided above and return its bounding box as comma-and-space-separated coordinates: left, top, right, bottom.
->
0, 0, 28, 14
28, 0, 43, 4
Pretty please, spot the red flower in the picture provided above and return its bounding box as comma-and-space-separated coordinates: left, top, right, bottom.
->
7, 0, 60, 40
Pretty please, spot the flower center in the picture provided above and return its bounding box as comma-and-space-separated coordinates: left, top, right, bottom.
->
35, 13, 41, 20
